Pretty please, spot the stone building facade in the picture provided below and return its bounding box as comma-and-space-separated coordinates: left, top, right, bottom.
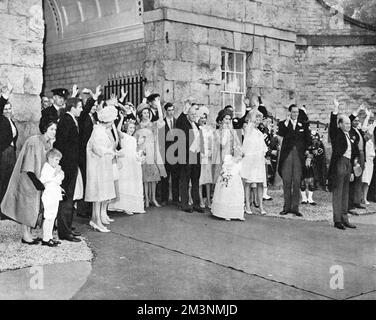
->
0, 0, 44, 147
1, 0, 375, 145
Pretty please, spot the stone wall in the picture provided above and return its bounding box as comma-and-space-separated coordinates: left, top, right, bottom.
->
143, 0, 297, 121
0, 0, 44, 148
296, 45, 376, 122
44, 39, 146, 97
294, 0, 376, 123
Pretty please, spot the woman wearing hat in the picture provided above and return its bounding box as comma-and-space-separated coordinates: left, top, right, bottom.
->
1, 117, 57, 244
135, 100, 166, 208
85, 105, 121, 232
212, 108, 241, 184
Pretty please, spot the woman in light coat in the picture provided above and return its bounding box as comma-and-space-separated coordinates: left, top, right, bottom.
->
85, 105, 121, 232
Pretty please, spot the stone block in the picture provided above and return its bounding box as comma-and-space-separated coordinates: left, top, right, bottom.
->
0, 13, 27, 41
8, 0, 40, 17
240, 34, 253, 52
177, 42, 199, 62
191, 0, 211, 15
12, 41, 43, 67
208, 29, 234, 49
280, 41, 295, 57
265, 38, 279, 55
273, 72, 296, 90
245, 0, 257, 23
165, 22, 191, 42
253, 36, 265, 51
0, 65, 25, 94
164, 60, 192, 81
191, 25, 209, 44
24, 67, 42, 95
163, 41, 177, 60
162, 80, 174, 103
174, 81, 191, 104
209, 46, 221, 66
11, 93, 40, 122
0, 38, 12, 64
198, 44, 210, 64
190, 82, 209, 104
227, 0, 246, 21
208, 84, 221, 106
210, 0, 228, 19
246, 69, 264, 87
191, 64, 221, 84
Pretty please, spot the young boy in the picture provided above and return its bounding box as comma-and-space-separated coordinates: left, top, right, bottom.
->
40, 148, 65, 247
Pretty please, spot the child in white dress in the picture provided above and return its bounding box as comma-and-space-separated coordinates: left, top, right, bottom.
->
211, 154, 245, 221
40, 148, 64, 247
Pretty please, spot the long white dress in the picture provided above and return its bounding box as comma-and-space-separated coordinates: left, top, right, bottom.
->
240, 125, 267, 184
108, 133, 145, 213
362, 139, 375, 185
211, 160, 244, 220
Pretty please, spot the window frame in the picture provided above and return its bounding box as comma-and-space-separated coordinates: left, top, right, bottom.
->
220, 49, 246, 117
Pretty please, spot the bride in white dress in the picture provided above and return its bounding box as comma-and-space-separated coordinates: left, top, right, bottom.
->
109, 116, 145, 214
211, 154, 245, 221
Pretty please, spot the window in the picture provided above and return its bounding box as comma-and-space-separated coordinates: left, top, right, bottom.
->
221, 50, 246, 116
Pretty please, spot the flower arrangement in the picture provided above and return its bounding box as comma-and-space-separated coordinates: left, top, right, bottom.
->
220, 166, 232, 187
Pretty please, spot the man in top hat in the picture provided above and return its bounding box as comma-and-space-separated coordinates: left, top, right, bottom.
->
42, 88, 69, 121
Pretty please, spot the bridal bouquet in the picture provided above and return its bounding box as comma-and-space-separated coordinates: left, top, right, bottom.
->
220, 166, 232, 188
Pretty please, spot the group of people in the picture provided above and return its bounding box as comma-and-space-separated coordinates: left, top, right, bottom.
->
0, 79, 375, 249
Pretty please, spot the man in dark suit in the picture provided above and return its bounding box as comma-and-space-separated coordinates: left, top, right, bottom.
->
278, 104, 310, 217
176, 100, 203, 213
348, 106, 366, 213
160, 102, 180, 206
77, 94, 102, 218
327, 99, 358, 230
41, 88, 69, 121
55, 97, 83, 242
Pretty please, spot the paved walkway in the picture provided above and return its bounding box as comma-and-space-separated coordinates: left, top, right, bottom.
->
1, 207, 376, 300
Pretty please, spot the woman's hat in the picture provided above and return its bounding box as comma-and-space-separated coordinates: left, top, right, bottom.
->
197, 106, 210, 118
97, 105, 118, 122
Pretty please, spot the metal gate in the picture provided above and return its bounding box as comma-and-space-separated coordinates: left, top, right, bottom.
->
104, 71, 147, 107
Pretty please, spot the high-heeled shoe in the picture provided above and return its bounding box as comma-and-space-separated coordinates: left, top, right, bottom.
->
152, 200, 161, 207
245, 208, 253, 215
89, 221, 110, 233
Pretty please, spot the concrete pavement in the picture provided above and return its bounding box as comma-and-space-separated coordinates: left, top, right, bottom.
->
73, 206, 376, 300
1, 206, 375, 300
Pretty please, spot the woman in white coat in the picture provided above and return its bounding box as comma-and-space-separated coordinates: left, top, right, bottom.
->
85, 106, 121, 232
240, 109, 268, 215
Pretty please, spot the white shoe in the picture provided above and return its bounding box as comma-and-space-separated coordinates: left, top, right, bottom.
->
245, 208, 253, 215
89, 221, 110, 233
225, 218, 231, 221
125, 211, 134, 215
365, 200, 370, 205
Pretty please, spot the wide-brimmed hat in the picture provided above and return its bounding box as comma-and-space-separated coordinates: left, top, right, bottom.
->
97, 105, 118, 122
